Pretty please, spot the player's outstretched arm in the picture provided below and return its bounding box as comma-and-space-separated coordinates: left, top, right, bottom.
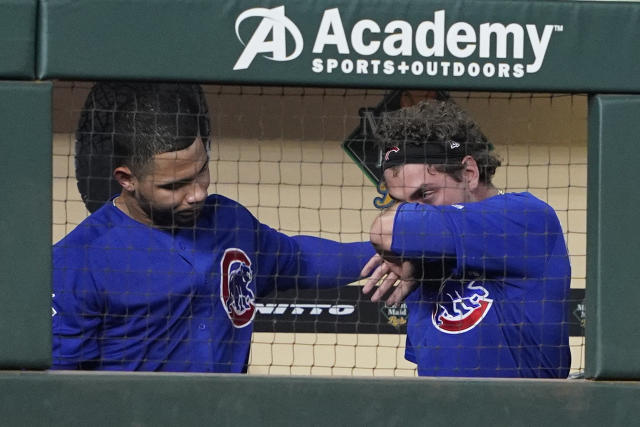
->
254, 219, 375, 292
291, 236, 375, 288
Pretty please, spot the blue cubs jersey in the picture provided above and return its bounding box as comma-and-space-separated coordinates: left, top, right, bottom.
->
52, 194, 373, 372
392, 192, 571, 378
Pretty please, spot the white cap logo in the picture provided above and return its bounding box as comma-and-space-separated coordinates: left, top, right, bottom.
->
234, 6, 304, 70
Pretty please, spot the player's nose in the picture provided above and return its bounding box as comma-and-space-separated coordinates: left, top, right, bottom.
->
186, 182, 207, 204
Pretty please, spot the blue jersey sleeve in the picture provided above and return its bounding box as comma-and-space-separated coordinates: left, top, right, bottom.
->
290, 235, 374, 288
52, 244, 103, 370
255, 222, 374, 293
391, 193, 567, 279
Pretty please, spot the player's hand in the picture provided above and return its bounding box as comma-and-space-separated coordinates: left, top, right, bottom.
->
361, 253, 398, 302
361, 253, 417, 305
385, 272, 417, 306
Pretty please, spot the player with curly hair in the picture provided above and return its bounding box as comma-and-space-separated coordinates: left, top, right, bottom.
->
362, 100, 571, 378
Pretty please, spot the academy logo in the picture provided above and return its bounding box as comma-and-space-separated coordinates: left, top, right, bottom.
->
234, 6, 564, 79
233, 6, 303, 70
220, 248, 256, 328
432, 281, 493, 334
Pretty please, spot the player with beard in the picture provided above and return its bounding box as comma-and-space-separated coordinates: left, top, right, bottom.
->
52, 82, 374, 372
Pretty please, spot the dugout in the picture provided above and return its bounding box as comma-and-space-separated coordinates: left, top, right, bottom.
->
1, 0, 640, 425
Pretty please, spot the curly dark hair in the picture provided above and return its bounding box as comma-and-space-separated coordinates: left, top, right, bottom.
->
376, 100, 501, 184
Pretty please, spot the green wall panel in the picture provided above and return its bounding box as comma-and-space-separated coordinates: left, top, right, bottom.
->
38, 0, 640, 92
0, 81, 52, 369
0, 0, 36, 78
586, 95, 640, 379
0, 372, 638, 426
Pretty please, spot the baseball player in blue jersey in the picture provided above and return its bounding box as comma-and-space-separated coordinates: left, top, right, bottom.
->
52, 82, 374, 372
361, 100, 571, 378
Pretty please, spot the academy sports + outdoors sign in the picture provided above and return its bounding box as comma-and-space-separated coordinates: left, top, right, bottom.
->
234, 6, 562, 80
39, 0, 640, 92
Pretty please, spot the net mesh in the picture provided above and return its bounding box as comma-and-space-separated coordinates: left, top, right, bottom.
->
52, 82, 586, 376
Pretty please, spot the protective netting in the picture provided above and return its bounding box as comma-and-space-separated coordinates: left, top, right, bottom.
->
52, 82, 586, 376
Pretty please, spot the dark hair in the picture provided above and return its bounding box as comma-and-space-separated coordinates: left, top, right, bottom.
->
376, 100, 501, 184
75, 82, 211, 211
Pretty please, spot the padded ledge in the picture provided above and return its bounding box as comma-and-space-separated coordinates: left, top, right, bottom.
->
1, 371, 639, 426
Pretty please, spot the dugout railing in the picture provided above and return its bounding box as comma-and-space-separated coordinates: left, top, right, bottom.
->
1, 0, 639, 425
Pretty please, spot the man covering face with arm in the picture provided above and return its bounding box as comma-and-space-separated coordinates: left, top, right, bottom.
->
362, 100, 571, 378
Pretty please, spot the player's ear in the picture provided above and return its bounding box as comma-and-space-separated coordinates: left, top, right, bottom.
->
113, 166, 136, 192
462, 155, 480, 191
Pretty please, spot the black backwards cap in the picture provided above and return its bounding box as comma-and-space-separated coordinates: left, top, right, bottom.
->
382, 139, 491, 171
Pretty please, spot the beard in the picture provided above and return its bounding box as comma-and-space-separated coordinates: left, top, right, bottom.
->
135, 191, 202, 229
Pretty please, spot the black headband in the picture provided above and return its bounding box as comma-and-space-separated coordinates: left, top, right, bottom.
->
382, 140, 485, 170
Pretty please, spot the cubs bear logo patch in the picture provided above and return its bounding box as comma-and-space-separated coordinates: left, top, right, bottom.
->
432, 281, 493, 334
220, 248, 256, 328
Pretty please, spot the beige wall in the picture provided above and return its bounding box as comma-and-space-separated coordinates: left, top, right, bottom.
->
52, 82, 587, 376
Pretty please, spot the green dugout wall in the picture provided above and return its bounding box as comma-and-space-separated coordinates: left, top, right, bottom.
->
37, 0, 640, 91
587, 95, 640, 379
1, 0, 640, 424
0, 82, 51, 370
0, 0, 36, 79
0, 0, 50, 369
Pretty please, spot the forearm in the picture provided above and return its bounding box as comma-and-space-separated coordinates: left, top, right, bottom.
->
386, 198, 563, 277
291, 236, 375, 289
387, 203, 456, 259
369, 203, 399, 253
